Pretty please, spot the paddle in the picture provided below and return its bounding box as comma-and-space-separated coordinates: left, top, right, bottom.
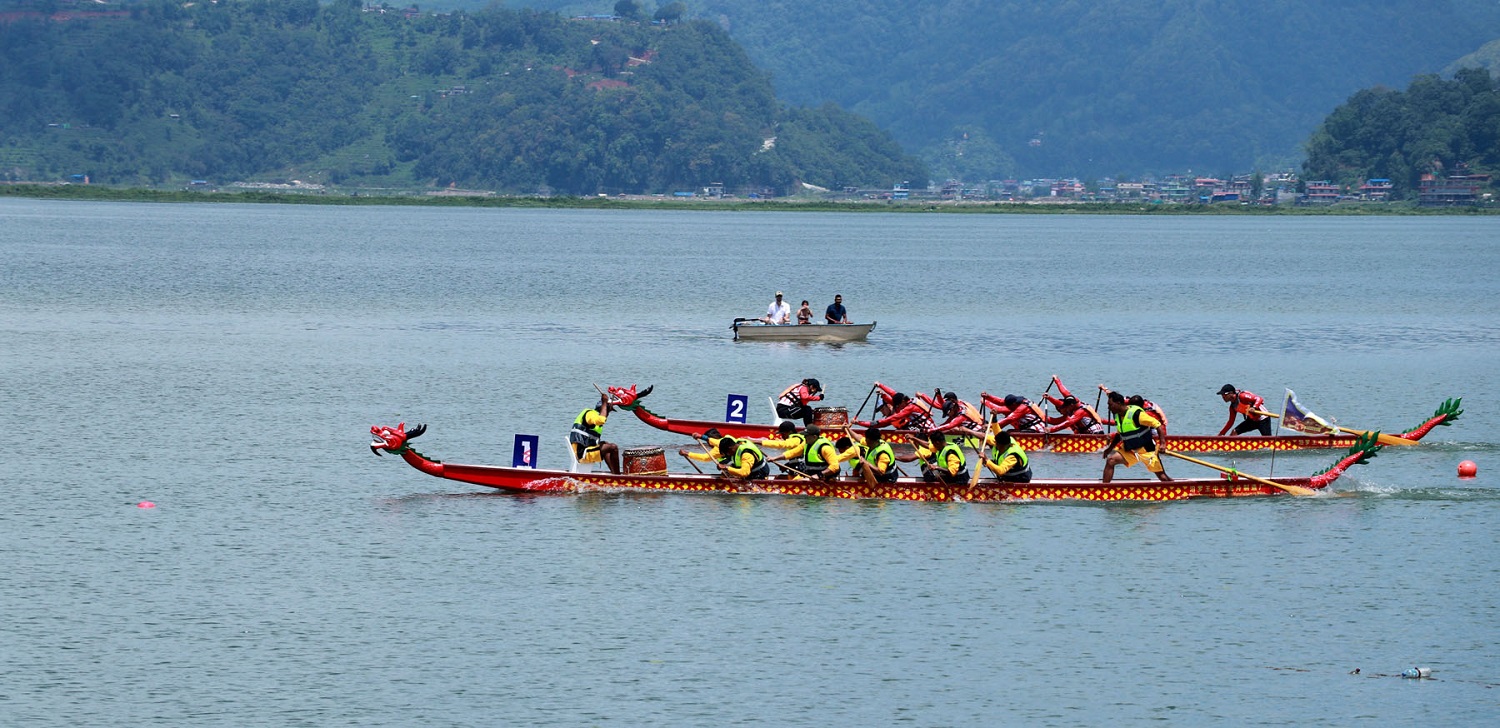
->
1096, 383, 1116, 430
678, 451, 705, 474
1250, 409, 1416, 447
968, 414, 995, 488
772, 460, 817, 479
1160, 449, 1317, 496
1036, 378, 1056, 447
853, 382, 879, 421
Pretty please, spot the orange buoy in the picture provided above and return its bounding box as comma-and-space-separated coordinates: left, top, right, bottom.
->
1458, 460, 1478, 478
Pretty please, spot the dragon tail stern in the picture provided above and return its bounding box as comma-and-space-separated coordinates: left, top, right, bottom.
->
1309, 431, 1384, 488
1398, 397, 1464, 441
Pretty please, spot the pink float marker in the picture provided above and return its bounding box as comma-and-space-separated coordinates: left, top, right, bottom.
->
137, 501, 156, 509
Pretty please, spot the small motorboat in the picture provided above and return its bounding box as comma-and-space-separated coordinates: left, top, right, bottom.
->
731, 319, 875, 342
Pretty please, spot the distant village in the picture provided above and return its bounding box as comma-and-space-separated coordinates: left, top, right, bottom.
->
784, 168, 1494, 207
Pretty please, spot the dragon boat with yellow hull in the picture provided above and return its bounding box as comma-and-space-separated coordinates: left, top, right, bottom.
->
370, 423, 1383, 503
626, 397, 1462, 455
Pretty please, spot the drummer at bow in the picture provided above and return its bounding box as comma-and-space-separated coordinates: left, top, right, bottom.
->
776, 378, 824, 426
569, 394, 621, 474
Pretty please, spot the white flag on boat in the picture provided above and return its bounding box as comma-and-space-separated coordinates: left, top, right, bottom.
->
1280, 389, 1339, 435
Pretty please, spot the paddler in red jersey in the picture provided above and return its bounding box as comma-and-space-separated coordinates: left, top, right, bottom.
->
1217, 384, 1272, 436
856, 390, 935, 432
868, 381, 901, 419
1101, 391, 1171, 483
924, 389, 985, 439
1041, 377, 1106, 434
986, 394, 1046, 432
776, 377, 824, 426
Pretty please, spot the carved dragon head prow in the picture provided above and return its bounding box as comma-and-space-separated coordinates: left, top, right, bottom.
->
370, 422, 426, 455
606, 383, 653, 410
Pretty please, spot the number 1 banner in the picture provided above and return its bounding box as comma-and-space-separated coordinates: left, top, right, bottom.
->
512, 434, 540, 468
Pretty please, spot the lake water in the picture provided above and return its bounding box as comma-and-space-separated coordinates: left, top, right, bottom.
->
2, 198, 1497, 725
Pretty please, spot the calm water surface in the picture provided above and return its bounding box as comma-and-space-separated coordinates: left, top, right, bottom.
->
2, 199, 1498, 725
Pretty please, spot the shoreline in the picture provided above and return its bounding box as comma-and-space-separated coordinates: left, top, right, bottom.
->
2, 183, 1494, 215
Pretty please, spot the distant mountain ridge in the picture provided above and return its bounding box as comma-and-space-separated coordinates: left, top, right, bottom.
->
0, 0, 926, 193
503, 0, 1500, 180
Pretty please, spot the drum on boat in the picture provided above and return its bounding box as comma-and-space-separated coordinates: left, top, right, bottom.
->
622, 446, 668, 475
813, 406, 849, 427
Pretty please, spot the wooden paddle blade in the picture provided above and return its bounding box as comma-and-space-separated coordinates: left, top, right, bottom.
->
1337, 427, 1417, 446
1160, 449, 1316, 496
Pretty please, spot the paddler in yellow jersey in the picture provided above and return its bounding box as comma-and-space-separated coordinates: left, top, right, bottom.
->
681, 434, 771, 480
759, 421, 807, 469
796, 425, 845, 480
570, 395, 621, 473
978, 428, 1033, 483
1101, 391, 1171, 483
915, 430, 968, 485
847, 427, 899, 483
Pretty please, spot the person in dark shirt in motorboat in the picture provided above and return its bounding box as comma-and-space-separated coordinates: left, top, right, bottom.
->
824, 294, 850, 324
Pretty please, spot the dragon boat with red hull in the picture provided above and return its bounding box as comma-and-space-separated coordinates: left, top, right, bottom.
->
626, 396, 1463, 455
370, 423, 1384, 503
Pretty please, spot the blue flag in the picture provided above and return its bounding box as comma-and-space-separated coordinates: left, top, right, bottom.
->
512, 434, 539, 468
1280, 390, 1338, 435
726, 393, 748, 423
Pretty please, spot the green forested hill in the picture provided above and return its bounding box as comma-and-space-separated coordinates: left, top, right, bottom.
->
1303, 69, 1500, 198
505, 0, 1500, 180
0, 0, 925, 193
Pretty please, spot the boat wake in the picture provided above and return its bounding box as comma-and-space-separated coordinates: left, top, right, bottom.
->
1333, 476, 1499, 501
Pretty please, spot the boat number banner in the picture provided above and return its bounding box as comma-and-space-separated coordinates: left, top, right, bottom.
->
726, 394, 748, 423
512, 434, 539, 469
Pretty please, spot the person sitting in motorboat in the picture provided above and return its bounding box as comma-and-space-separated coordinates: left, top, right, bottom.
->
796, 300, 813, 324
824, 294, 850, 324
570, 394, 621, 474
762, 291, 791, 325
776, 378, 824, 426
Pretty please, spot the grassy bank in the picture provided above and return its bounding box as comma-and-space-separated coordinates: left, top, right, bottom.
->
2, 183, 1495, 215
